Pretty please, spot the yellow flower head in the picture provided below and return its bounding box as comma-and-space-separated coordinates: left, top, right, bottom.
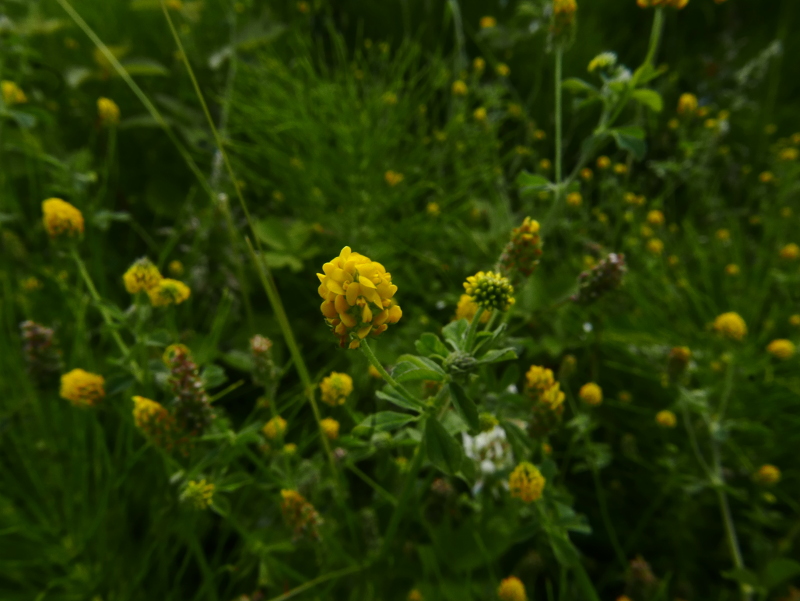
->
580, 167, 594, 180
579, 382, 603, 405
181, 479, 215, 510
382, 91, 398, 105
656, 410, 677, 428
452, 80, 468, 96
60, 368, 105, 407
715, 228, 731, 242
474, 107, 488, 122
283, 443, 298, 455
455, 294, 492, 323
473, 57, 486, 73
725, 264, 740, 276
677, 93, 698, 116
647, 210, 665, 226
779, 147, 798, 161
320, 417, 340, 440
385, 170, 404, 186
754, 464, 781, 486
614, 163, 628, 175
280, 489, 322, 539
320, 372, 354, 406
767, 339, 795, 360
498, 575, 527, 601
790, 314, 800, 327
509, 462, 546, 503
713, 312, 747, 341
426, 202, 441, 217
596, 155, 611, 170
779, 243, 800, 260
759, 171, 775, 184
588, 52, 616, 73
263, 415, 288, 440
525, 365, 565, 410
619, 391, 632, 403
317, 247, 401, 349
566, 192, 582, 207
168, 260, 184, 276
147, 278, 190, 307
123, 257, 163, 294
647, 238, 664, 255
42, 198, 84, 239
496, 63, 510, 77
463, 271, 514, 312
132, 395, 176, 448
480, 16, 497, 29
2, 80, 27, 105
97, 97, 120, 126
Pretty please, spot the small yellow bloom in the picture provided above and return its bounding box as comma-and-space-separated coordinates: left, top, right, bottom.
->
647, 238, 664, 255
283, 442, 298, 455
767, 339, 795, 360
588, 52, 616, 73
779, 243, 800, 260
580, 167, 593, 180
408, 589, 423, 601
132, 395, 176, 448
147, 278, 191, 307
473, 57, 486, 73
97, 97, 120, 126
713, 312, 747, 341
525, 365, 565, 411
496, 63, 510, 77
263, 416, 287, 440
452, 80, 468, 96
61, 368, 105, 407
715, 228, 730, 242
168, 260, 184, 276
668, 118, 680, 130
480, 16, 497, 29
454, 294, 492, 323
613, 163, 628, 175
426, 202, 441, 217
42, 198, 84, 239
473, 107, 487, 122
667, 255, 680, 266
596, 156, 611, 170
725, 264, 740, 276
778, 147, 798, 161
123, 257, 163, 294
385, 170, 404, 186
640, 225, 654, 238
498, 575, 527, 601
759, 171, 775, 184
696, 106, 709, 118
382, 91, 398, 105
1, 80, 27, 105
507, 104, 523, 119
463, 271, 514, 312
656, 410, 677, 428
181, 479, 215, 510
647, 210, 665, 226
320, 372, 354, 406
704, 118, 718, 130
754, 464, 781, 486
21, 276, 42, 292
320, 417, 340, 440
790, 314, 800, 327
566, 192, 582, 207
508, 462, 545, 503
296, 0, 310, 13
579, 382, 602, 406
677, 93, 698, 116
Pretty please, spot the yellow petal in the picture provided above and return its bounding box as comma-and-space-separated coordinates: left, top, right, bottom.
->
322, 263, 336, 275
362, 305, 373, 323
331, 268, 349, 283
321, 301, 337, 319
335, 294, 350, 315
340, 246, 352, 260
346, 282, 361, 305
326, 279, 345, 295
316, 273, 325, 283
388, 305, 402, 323
359, 276, 376, 289
373, 309, 389, 326
357, 324, 373, 339
340, 312, 357, 328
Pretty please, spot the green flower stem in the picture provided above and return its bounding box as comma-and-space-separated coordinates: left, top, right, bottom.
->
264, 563, 367, 601
554, 47, 564, 187
464, 307, 485, 352
359, 338, 417, 404
71, 248, 143, 382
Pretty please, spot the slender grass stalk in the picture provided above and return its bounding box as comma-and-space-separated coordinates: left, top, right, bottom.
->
359, 339, 418, 404
591, 465, 628, 571
554, 47, 564, 187
264, 563, 367, 601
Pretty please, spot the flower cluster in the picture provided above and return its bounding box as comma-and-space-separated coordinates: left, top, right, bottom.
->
60, 368, 105, 407
148, 279, 191, 307
656, 410, 677, 428
525, 365, 566, 435
571, 253, 626, 304
713, 312, 747, 341
498, 576, 527, 601
181, 479, 215, 510
551, 0, 578, 42
454, 294, 491, 323
164, 344, 214, 436
667, 346, 691, 382
280, 489, 323, 540
263, 415, 287, 440
497, 217, 543, 278
320, 417, 340, 440
123, 257, 163, 294
767, 339, 795, 360
588, 52, 617, 73
677, 92, 698, 116
579, 382, 603, 406
317, 247, 402, 349
509, 462, 546, 503
97, 97, 120, 126
463, 271, 515, 312
637, 0, 688, 9
1, 80, 27, 105
42, 198, 84, 239
754, 464, 781, 486
20, 320, 62, 383
320, 372, 353, 406
132, 396, 180, 451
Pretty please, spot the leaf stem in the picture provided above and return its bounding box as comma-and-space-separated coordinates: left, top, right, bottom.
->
464, 307, 485, 352
359, 338, 417, 404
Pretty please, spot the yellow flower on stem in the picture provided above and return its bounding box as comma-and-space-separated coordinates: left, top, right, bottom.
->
317, 247, 401, 349
713, 312, 747, 341
181, 479, 215, 510
498, 575, 527, 601
480, 16, 497, 29
147, 278, 191, 307
385, 170, 404, 186
656, 410, 677, 428
263, 416, 287, 440
779, 243, 800, 260
451, 80, 468, 96
454, 294, 491, 323
579, 382, 602, 405
97, 97, 120, 126
766, 339, 795, 360
123, 257, 163, 293
1, 80, 27, 105
61, 368, 105, 407
320, 417, 340, 440
320, 372, 353, 406
509, 462, 545, 502
754, 464, 780, 486
42, 198, 84, 239
677, 93, 698, 116
464, 271, 514, 312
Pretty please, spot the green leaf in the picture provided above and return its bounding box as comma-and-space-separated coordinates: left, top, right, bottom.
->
611, 127, 646, 160
201, 364, 228, 389
548, 531, 579, 567
396, 354, 446, 375
353, 411, 417, 435
631, 88, 663, 112
762, 558, 800, 589
477, 347, 517, 365
722, 568, 761, 588
425, 418, 464, 476
415, 332, 448, 359
391, 361, 445, 383
516, 171, 551, 194
449, 383, 480, 432
119, 58, 170, 77
376, 385, 423, 412
561, 77, 598, 94
442, 319, 469, 351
